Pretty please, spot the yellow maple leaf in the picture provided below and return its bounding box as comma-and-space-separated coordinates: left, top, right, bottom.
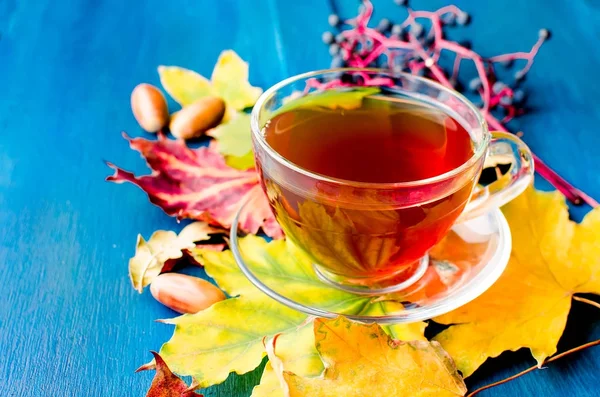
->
434, 186, 600, 377
158, 50, 262, 111
251, 306, 427, 397
157, 66, 214, 106
211, 50, 263, 111
158, 292, 307, 388
270, 317, 466, 397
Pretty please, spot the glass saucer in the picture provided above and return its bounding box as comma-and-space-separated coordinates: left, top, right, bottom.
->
230, 202, 511, 323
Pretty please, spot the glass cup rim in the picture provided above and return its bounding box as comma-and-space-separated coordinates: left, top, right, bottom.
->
251, 67, 490, 189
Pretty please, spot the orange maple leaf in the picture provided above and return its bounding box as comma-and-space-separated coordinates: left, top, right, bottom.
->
268, 317, 466, 396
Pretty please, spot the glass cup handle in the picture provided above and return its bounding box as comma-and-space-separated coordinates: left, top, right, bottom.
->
458, 131, 534, 222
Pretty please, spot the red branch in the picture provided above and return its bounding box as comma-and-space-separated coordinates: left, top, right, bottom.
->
328, 0, 597, 207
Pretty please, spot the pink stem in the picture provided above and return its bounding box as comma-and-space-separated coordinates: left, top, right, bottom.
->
423, 61, 598, 207
489, 34, 546, 75
336, 0, 598, 207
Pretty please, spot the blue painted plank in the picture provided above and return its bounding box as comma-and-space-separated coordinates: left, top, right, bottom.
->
1, 0, 599, 396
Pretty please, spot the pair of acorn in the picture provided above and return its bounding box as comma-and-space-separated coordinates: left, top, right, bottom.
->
130, 83, 225, 139
131, 84, 229, 314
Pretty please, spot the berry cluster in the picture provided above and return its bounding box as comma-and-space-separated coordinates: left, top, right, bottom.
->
320, 0, 597, 207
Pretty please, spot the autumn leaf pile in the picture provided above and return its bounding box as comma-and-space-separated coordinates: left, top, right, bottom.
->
108, 52, 600, 396
108, 51, 281, 239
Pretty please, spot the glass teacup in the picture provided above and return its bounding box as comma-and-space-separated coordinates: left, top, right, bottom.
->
251, 69, 533, 293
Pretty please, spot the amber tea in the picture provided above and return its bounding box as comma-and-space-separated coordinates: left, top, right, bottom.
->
260, 96, 476, 284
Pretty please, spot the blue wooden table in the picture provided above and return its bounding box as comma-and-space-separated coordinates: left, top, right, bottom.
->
2, 0, 600, 395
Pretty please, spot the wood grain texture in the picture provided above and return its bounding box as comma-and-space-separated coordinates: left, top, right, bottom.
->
0, 0, 599, 395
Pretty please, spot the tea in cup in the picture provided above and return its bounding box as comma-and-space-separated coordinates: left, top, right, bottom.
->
252, 69, 532, 293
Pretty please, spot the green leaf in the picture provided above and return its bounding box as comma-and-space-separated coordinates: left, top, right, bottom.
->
158, 51, 262, 112
359, 301, 427, 341
158, 66, 214, 106
128, 222, 222, 293
225, 151, 255, 170
211, 50, 263, 111
207, 87, 380, 171
158, 292, 307, 388
208, 112, 252, 157
196, 235, 367, 312
273, 87, 380, 117
166, 236, 428, 389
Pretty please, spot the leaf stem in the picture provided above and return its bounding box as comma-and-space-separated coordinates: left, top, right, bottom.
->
573, 295, 600, 310
466, 339, 600, 396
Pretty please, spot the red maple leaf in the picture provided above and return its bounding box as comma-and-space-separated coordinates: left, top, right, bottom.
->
107, 134, 282, 238
140, 351, 203, 397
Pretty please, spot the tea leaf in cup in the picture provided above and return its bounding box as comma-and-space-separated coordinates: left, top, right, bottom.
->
273, 86, 380, 118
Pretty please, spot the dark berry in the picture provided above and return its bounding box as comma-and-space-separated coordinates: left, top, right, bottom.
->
411, 23, 424, 38
377, 18, 391, 32
328, 14, 340, 27
469, 77, 482, 91
499, 96, 513, 106
449, 78, 463, 91
457, 12, 471, 25
392, 56, 407, 71
513, 89, 526, 104
330, 56, 344, 68
391, 24, 404, 36
422, 35, 435, 47
538, 28, 551, 40
321, 31, 334, 45
501, 59, 514, 68
329, 43, 340, 56
341, 72, 361, 84
459, 40, 472, 50
394, 0, 408, 6
492, 81, 506, 93
444, 14, 457, 26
